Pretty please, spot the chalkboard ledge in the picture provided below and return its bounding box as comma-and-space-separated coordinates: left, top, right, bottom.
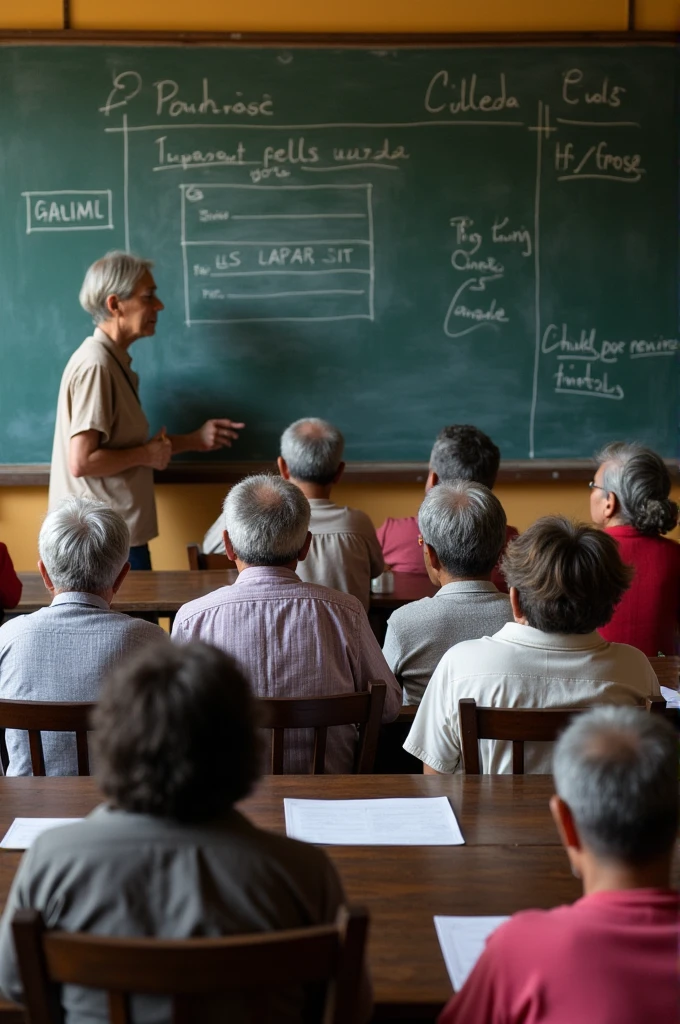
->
2, 460, 677, 486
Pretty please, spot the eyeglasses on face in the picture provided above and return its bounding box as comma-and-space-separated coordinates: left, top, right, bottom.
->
588, 481, 607, 493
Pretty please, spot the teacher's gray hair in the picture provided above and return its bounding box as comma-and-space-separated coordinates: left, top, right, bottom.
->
39, 497, 130, 593
223, 475, 310, 566
79, 251, 154, 325
553, 707, 679, 866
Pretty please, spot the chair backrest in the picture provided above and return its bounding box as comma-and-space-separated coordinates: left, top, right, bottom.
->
12, 905, 368, 1024
0, 698, 95, 776
186, 544, 235, 571
458, 698, 584, 775
648, 655, 680, 691
258, 681, 386, 774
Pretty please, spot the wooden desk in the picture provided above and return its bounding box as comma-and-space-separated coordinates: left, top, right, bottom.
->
14, 570, 437, 637
0, 774, 583, 1019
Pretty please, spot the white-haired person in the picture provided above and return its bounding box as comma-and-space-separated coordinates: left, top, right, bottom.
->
590, 441, 679, 656
173, 474, 401, 773
0, 497, 166, 774
203, 418, 384, 609
49, 251, 244, 569
438, 707, 679, 1024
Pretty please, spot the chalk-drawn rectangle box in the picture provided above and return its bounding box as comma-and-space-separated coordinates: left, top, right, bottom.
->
22, 190, 113, 234
181, 182, 374, 325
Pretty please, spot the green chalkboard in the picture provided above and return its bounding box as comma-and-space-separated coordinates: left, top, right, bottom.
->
0, 42, 677, 465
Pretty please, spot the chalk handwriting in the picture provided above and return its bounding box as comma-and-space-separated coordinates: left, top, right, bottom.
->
444, 275, 508, 338
449, 216, 482, 255
154, 78, 274, 118
100, 71, 142, 116
542, 324, 626, 363
555, 141, 644, 182
554, 362, 624, 400
425, 71, 519, 114
562, 69, 626, 108
491, 217, 532, 257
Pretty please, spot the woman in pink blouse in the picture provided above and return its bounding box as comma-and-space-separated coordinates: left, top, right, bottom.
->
590, 441, 679, 656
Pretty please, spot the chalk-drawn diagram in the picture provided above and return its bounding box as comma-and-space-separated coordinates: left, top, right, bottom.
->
180, 183, 374, 325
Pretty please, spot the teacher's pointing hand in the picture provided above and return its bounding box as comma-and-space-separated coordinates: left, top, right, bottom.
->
191, 418, 246, 453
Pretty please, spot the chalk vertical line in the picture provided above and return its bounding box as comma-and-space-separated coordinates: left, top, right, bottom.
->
528, 101, 544, 459
25, 194, 32, 235
180, 187, 191, 327
367, 183, 375, 321
123, 114, 130, 252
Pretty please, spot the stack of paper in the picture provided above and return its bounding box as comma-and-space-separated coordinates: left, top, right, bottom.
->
284, 796, 464, 845
434, 916, 509, 990
0, 818, 82, 850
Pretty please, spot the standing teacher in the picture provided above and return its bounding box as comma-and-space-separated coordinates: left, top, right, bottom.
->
49, 251, 244, 569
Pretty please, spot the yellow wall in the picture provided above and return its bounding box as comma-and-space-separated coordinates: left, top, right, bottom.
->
1, 0, 677, 570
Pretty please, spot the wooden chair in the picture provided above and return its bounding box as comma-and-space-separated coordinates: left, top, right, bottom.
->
374, 704, 420, 774
186, 544, 235, 571
459, 698, 584, 775
258, 681, 386, 774
0, 698, 95, 776
646, 694, 680, 728
12, 904, 368, 1024
648, 655, 680, 691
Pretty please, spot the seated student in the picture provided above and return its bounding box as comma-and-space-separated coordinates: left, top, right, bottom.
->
439, 707, 679, 1024
204, 418, 383, 610
0, 642, 367, 1023
383, 482, 513, 705
0, 497, 165, 775
404, 517, 660, 774
590, 441, 680, 656
0, 541, 21, 620
175, 474, 400, 773
377, 425, 518, 591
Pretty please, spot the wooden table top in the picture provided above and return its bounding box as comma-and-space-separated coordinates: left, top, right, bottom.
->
15, 570, 437, 616
0, 774, 583, 1018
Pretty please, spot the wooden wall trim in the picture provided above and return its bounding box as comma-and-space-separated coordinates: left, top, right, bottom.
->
2, 460, 677, 486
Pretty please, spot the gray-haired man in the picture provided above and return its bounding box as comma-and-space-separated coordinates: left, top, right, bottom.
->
0, 497, 165, 775
203, 418, 383, 609
175, 474, 400, 773
439, 707, 679, 1024
383, 482, 513, 704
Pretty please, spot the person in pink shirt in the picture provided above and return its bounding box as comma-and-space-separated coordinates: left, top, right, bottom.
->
0, 543, 22, 621
439, 706, 679, 1024
377, 425, 518, 591
590, 441, 679, 656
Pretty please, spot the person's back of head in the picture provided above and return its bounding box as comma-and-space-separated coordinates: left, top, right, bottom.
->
418, 481, 507, 578
94, 641, 260, 823
38, 496, 129, 595
502, 515, 633, 633
223, 474, 310, 566
553, 706, 678, 869
280, 418, 345, 486
429, 425, 501, 490
595, 441, 678, 536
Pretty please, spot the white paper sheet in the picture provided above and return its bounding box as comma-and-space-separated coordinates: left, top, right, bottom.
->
0, 818, 82, 850
283, 796, 464, 845
660, 685, 680, 708
434, 916, 509, 991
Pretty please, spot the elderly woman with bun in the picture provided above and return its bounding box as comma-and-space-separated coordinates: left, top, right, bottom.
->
49, 252, 244, 569
590, 442, 679, 655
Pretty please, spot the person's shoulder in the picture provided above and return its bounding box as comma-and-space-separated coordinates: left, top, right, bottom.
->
174, 586, 239, 623
63, 336, 111, 375
388, 595, 437, 630
299, 579, 366, 616
0, 610, 32, 648
332, 505, 378, 536
115, 614, 168, 642
603, 640, 657, 672
379, 516, 419, 536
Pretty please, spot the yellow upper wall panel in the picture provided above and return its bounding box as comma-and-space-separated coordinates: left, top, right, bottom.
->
0, 0, 62, 29
635, 0, 678, 28
71, 0, 629, 33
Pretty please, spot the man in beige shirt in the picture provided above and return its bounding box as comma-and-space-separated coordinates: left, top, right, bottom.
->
50, 251, 243, 566
204, 418, 383, 609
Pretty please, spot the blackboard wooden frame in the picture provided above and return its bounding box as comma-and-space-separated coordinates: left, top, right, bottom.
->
0, 31, 676, 482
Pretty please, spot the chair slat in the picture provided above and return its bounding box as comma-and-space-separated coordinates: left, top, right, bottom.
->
511, 740, 524, 775
108, 991, 132, 1024
313, 727, 328, 775
271, 728, 285, 775
0, 699, 95, 777
28, 730, 46, 777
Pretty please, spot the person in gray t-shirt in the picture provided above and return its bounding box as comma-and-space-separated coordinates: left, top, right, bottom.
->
383, 482, 513, 705
0, 641, 367, 1024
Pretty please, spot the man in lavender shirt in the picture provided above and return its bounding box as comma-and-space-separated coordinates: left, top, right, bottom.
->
172, 475, 401, 773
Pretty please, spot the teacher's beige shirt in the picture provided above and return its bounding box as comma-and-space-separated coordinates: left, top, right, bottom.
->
49, 328, 157, 546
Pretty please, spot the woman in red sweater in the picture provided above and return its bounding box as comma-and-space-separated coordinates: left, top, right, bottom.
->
591, 442, 679, 656
0, 543, 22, 620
